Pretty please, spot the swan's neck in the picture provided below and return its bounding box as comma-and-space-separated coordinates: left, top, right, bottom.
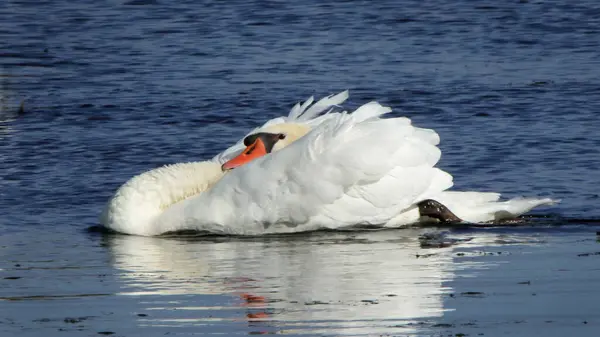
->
151, 162, 225, 210
101, 161, 225, 235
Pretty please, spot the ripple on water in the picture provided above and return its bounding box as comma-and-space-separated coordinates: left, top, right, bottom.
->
2, 0, 600, 336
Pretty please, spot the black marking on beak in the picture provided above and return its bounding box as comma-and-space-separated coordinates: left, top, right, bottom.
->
243, 132, 286, 153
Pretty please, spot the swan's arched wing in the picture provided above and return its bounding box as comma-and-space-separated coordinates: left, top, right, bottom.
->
212, 91, 350, 164
195, 101, 453, 234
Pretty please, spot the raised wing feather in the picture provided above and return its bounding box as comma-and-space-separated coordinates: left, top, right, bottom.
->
173, 101, 452, 234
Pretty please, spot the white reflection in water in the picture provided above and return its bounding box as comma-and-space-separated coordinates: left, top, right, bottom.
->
106, 229, 458, 335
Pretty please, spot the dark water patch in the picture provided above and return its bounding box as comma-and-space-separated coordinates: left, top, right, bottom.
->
420, 214, 600, 230
416, 252, 438, 258
419, 232, 473, 248
113, 35, 145, 41
150, 29, 183, 35
360, 299, 379, 304
493, 236, 547, 245
529, 80, 554, 87
474, 5, 498, 10
408, 89, 437, 96
87, 115, 112, 121
90, 225, 412, 246
5, 62, 53, 68
52, 59, 89, 67
90, 214, 600, 240
13, 265, 102, 271
395, 17, 418, 23
516, 39, 539, 45
459, 291, 486, 297
123, 0, 158, 5
0, 52, 53, 60
454, 251, 510, 257
577, 251, 600, 257
0, 293, 112, 301
15, 101, 26, 116
246, 21, 274, 27
304, 300, 330, 305
64, 316, 94, 324
67, 16, 92, 24
190, 115, 244, 125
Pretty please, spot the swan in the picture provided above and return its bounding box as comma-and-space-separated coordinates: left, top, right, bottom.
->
100, 91, 556, 236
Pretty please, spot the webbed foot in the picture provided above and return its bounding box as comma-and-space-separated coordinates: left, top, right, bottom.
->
417, 199, 462, 223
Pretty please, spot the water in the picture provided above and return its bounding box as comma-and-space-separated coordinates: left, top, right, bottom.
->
2, 0, 600, 335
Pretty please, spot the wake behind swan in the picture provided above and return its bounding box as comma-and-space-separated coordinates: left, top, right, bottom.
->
100, 91, 556, 236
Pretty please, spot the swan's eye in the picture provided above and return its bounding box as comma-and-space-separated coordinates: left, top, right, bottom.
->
243, 134, 259, 146
277, 133, 286, 140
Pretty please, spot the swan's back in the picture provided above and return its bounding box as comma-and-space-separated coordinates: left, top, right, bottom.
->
175, 100, 454, 234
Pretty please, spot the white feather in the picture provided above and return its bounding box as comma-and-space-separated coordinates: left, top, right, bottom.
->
102, 91, 557, 236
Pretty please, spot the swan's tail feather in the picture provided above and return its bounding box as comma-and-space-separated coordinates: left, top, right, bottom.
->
434, 191, 558, 223
485, 197, 559, 222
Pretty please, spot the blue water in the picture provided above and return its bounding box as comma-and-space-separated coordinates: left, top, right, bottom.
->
2, 0, 600, 336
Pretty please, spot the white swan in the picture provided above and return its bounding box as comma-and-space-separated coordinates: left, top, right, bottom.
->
101, 91, 556, 236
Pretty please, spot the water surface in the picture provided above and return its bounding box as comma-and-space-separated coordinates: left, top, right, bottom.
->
2, 0, 600, 336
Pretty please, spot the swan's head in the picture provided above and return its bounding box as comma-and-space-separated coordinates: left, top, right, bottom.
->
221, 123, 310, 171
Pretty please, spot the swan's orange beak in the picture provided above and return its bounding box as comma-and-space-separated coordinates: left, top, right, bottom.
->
221, 138, 268, 171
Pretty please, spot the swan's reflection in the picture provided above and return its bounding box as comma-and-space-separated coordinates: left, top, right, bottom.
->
106, 229, 457, 335
0, 104, 16, 140
1, 74, 19, 140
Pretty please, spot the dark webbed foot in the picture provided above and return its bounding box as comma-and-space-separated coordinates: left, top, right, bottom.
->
417, 199, 462, 223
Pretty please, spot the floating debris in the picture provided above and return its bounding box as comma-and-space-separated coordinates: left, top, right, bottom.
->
64, 317, 91, 324
304, 300, 329, 305
32, 318, 52, 323
577, 251, 600, 257
17, 101, 25, 115
460, 291, 485, 297
529, 80, 554, 86
455, 251, 508, 257
416, 252, 437, 258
